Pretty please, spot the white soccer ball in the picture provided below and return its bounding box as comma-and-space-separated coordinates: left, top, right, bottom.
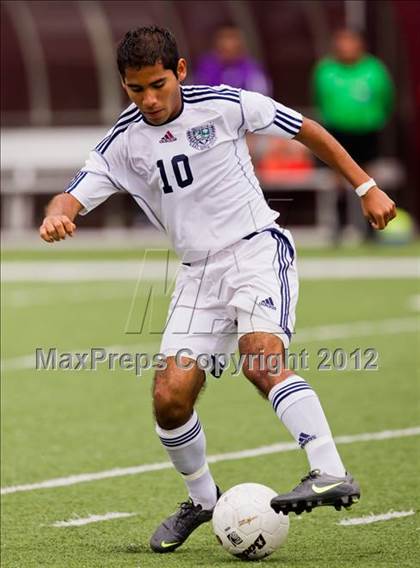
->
212, 483, 289, 560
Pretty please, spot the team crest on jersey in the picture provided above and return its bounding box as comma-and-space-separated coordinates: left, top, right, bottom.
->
187, 122, 216, 150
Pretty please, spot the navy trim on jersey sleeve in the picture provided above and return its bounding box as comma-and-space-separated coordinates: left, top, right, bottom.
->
182, 85, 241, 105
64, 105, 143, 193
65, 106, 142, 193
66, 171, 89, 193
96, 111, 143, 154
182, 85, 240, 96
273, 109, 302, 136
183, 95, 241, 105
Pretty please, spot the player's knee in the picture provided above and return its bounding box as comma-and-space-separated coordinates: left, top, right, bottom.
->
242, 359, 294, 396
242, 364, 270, 392
153, 383, 193, 429
239, 331, 285, 355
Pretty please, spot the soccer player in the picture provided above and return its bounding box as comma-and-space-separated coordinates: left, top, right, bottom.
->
39, 26, 396, 553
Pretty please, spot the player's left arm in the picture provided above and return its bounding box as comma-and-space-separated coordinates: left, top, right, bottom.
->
295, 117, 396, 229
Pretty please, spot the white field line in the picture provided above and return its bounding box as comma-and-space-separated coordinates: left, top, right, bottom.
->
5, 279, 420, 312
2, 316, 418, 373
52, 512, 138, 527
293, 316, 419, 343
53, 509, 415, 529
1, 343, 157, 372
2, 257, 419, 282
4, 287, 420, 313
1, 260, 180, 282
2, 427, 419, 496
339, 510, 415, 526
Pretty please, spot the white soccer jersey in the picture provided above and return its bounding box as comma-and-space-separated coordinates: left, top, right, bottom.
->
66, 85, 302, 262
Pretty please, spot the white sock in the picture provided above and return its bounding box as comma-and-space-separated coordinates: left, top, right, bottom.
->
269, 375, 346, 477
156, 410, 218, 509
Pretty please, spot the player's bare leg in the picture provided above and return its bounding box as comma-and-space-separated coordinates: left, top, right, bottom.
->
150, 356, 220, 553
153, 355, 206, 429
239, 331, 360, 515
238, 331, 294, 395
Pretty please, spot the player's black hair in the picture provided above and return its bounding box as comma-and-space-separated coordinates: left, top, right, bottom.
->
117, 26, 180, 78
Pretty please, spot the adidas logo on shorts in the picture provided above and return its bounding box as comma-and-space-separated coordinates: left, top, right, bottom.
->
259, 297, 276, 310
159, 130, 177, 143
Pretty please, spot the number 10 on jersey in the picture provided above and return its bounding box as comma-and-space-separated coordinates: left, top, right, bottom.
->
156, 154, 194, 193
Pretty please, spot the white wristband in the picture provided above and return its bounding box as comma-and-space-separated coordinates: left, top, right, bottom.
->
355, 178, 377, 197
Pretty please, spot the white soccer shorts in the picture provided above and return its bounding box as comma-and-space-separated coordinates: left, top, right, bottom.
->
159, 224, 299, 376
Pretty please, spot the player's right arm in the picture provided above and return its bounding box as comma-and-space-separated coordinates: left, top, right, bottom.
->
39, 103, 137, 244
39, 193, 83, 243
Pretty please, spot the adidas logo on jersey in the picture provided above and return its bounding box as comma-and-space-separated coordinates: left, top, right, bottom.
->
259, 297, 276, 310
159, 131, 177, 143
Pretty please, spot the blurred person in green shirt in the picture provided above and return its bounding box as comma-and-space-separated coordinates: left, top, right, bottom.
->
312, 29, 395, 242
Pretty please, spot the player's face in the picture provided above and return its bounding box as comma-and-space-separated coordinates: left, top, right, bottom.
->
121, 59, 187, 125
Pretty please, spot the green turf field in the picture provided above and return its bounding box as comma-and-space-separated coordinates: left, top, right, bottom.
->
1, 249, 419, 567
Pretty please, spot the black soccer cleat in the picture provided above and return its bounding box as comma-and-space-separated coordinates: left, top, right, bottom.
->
270, 469, 360, 516
150, 487, 222, 553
